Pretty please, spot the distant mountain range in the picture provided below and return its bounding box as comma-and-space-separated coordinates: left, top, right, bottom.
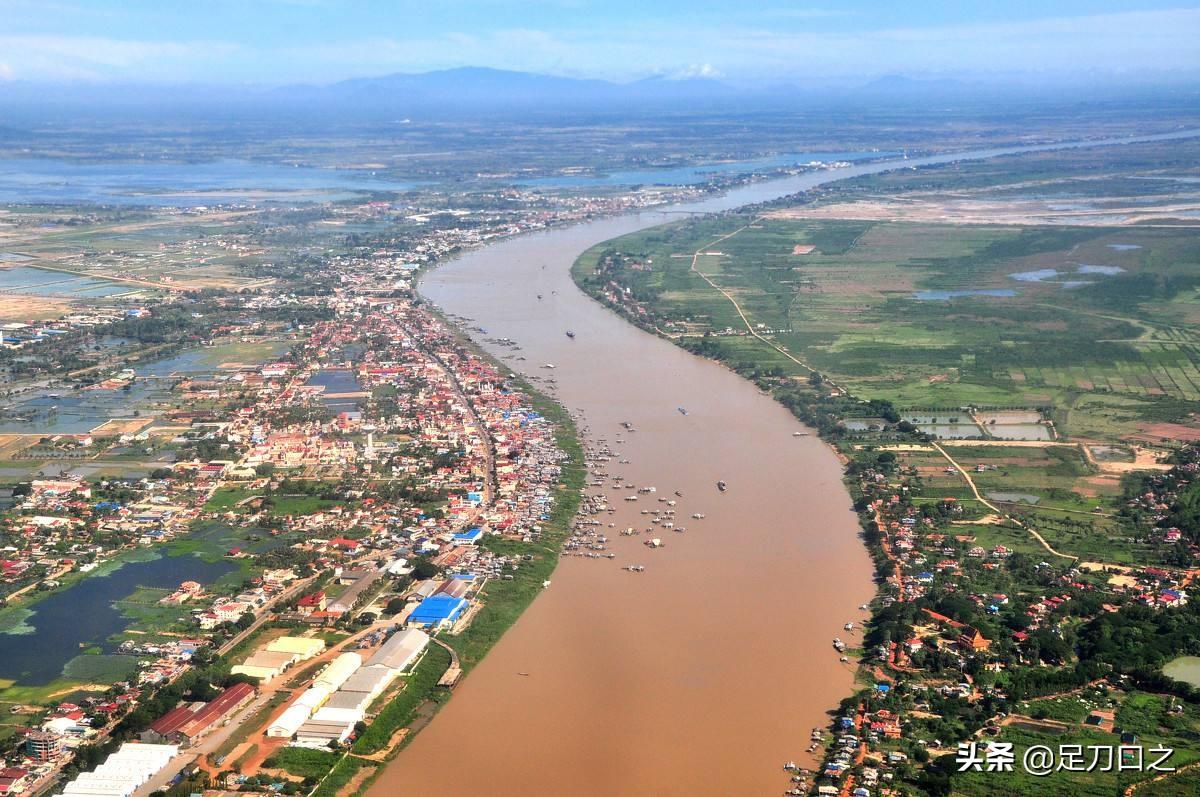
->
272, 67, 743, 111
0, 66, 1193, 121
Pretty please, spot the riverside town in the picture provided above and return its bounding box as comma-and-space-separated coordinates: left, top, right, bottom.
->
2, 3, 1200, 796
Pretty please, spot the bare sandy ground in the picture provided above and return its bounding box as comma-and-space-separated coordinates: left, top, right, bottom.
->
0, 295, 73, 322
765, 188, 1200, 227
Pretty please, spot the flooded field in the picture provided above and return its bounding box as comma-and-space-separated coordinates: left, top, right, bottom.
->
0, 265, 131, 298
0, 341, 289, 434
0, 157, 419, 206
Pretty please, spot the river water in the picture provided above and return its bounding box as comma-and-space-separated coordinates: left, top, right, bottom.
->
367, 130, 1200, 796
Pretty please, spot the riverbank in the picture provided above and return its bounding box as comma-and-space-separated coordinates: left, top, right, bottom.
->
343, 373, 587, 796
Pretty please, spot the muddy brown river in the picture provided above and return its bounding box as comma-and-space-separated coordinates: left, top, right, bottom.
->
368, 131, 1199, 796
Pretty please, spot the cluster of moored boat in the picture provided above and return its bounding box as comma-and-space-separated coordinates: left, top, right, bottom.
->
570, 420, 723, 575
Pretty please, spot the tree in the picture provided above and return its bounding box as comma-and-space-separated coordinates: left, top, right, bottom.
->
411, 557, 440, 580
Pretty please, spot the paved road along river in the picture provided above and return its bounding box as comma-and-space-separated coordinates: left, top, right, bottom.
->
369, 130, 1199, 796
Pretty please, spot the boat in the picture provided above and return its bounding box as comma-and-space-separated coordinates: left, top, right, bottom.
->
783, 761, 797, 771
844, 622, 854, 631
677, 406, 688, 415
542, 363, 556, 369
518, 672, 530, 676
542, 580, 552, 588
833, 638, 847, 652
566, 330, 576, 339
717, 480, 728, 492
674, 490, 683, 497
536, 294, 542, 300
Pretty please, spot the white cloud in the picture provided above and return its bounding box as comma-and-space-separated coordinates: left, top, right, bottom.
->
0, 34, 239, 81
669, 64, 724, 80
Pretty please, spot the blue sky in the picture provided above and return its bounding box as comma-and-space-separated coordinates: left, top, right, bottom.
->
0, 0, 1197, 84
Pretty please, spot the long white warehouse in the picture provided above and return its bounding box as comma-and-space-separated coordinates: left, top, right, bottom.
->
62, 742, 178, 797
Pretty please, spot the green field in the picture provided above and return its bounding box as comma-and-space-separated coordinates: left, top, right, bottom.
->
576, 218, 1200, 440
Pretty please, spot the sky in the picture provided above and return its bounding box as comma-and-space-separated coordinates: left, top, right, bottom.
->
0, 0, 1197, 85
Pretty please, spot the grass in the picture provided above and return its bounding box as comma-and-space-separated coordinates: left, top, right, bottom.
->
311, 757, 368, 797
265, 747, 342, 779
61, 653, 139, 682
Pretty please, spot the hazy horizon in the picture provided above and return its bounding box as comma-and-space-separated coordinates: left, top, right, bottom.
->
0, 1, 1197, 87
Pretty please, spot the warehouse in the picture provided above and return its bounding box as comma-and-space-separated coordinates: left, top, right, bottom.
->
140, 683, 255, 746
267, 636, 326, 658
314, 652, 362, 691
267, 704, 312, 739
294, 682, 334, 710
62, 743, 177, 797
231, 636, 325, 681
293, 719, 354, 747
322, 690, 374, 714
406, 595, 468, 629
366, 628, 430, 672
338, 664, 397, 701
294, 709, 358, 748
435, 578, 471, 599
231, 650, 297, 681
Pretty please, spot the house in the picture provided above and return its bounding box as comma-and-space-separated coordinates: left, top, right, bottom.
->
0, 768, 30, 796
297, 591, 327, 616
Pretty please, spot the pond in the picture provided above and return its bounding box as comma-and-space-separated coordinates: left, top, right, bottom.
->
913, 289, 1016, 301
1163, 656, 1200, 688
1007, 264, 1127, 290
843, 418, 889, 432
989, 424, 1053, 441
917, 424, 983, 439
306, 368, 366, 414
987, 491, 1041, 504
0, 551, 232, 685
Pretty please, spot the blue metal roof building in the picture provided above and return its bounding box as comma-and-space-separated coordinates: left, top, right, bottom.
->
407, 595, 468, 629
452, 527, 483, 544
